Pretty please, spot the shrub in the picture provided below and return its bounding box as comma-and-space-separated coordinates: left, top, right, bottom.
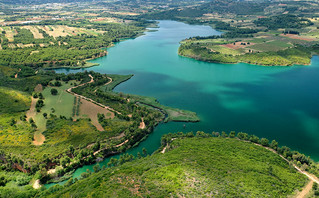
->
51, 88, 58, 95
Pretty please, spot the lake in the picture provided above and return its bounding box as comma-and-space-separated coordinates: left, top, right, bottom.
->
49, 20, 319, 186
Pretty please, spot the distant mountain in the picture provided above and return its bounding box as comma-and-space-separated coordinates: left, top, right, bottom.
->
0, 0, 208, 5
144, 0, 271, 21
0, 0, 99, 4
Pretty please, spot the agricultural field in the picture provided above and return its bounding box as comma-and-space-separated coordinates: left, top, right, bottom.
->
21, 26, 44, 39
2, 26, 17, 42
0, 20, 147, 69
91, 17, 124, 24
28, 78, 117, 133
179, 31, 319, 66
79, 98, 114, 131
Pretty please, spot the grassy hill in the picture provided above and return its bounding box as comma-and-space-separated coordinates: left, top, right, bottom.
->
41, 137, 307, 197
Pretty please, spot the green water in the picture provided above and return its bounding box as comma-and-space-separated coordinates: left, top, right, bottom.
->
48, 20, 319, 187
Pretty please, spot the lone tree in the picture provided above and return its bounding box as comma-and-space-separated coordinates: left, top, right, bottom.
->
51, 88, 58, 95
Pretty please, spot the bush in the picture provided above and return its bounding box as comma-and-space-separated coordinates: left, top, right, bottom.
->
260, 138, 269, 147
51, 88, 58, 95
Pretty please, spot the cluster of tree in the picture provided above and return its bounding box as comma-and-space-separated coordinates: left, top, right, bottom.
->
283, 30, 300, 35
161, 130, 316, 174
254, 14, 313, 30
35, 99, 44, 112
145, 0, 270, 20
186, 22, 257, 40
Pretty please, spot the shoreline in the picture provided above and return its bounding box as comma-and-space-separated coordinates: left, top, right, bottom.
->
178, 51, 312, 67
44, 63, 100, 70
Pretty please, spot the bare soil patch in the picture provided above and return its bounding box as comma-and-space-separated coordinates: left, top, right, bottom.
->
47, 168, 56, 175
222, 42, 255, 50
33, 131, 45, 146
34, 84, 43, 92
8, 43, 16, 48
30, 50, 39, 55
33, 179, 41, 189
50, 26, 69, 38
79, 98, 114, 131
281, 34, 315, 41
17, 43, 24, 48
26, 97, 37, 120
139, 118, 145, 129
23, 44, 34, 48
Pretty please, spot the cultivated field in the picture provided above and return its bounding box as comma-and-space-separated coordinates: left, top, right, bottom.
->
3, 27, 17, 42
79, 98, 114, 131
36, 25, 102, 38
22, 26, 44, 39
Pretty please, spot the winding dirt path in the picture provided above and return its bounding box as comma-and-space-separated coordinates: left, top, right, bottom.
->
255, 144, 319, 197
66, 75, 121, 115
94, 76, 113, 93
84, 139, 129, 158
296, 180, 313, 198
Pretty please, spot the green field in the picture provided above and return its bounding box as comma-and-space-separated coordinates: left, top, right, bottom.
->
209, 45, 242, 55
128, 94, 200, 122
41, 81, 77, 117
0, 86, 31, 114
41, 137, 307, 197
249, 40, 293, 52
32, 81, 77, 131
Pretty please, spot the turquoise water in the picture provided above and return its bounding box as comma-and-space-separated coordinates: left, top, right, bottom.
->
49, 20, 319, 187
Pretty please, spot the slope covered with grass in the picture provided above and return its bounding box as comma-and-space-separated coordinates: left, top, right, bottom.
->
42, 137, 306, 197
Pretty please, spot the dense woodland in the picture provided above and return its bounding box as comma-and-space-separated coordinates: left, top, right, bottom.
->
39, 134, 309, 197
254, 15, 314, 30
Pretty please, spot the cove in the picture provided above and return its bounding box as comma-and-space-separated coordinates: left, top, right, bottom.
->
49, 20, 319, 186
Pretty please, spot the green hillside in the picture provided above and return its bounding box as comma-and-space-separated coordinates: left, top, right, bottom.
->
41, 137, 307, 198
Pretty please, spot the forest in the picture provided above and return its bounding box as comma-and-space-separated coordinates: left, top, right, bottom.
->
38, 132, 310, 198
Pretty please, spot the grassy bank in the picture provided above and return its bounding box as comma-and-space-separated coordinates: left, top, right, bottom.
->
129, 94, 199, 122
